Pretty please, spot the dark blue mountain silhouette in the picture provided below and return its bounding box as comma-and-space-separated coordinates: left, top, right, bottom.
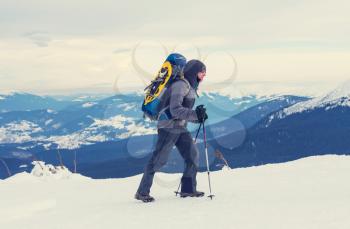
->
1, 95, 306, 179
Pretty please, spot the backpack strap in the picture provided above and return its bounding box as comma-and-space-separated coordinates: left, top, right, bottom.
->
178, 77, 199, 98
177, 77, 191, 97
157, 78, 192, 121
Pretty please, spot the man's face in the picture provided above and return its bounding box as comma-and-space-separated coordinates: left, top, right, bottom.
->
197, 70, 206, 82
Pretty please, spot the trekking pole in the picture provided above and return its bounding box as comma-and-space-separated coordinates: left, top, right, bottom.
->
203, 120, 214, 199
175, 123, 202, 196
194, 123, 202, 144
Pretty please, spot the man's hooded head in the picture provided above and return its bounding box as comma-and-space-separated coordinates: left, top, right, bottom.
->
183, 59, 206, 90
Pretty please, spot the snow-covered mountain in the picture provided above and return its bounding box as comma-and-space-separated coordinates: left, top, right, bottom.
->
0, 155, 349, 229
205, 95, 308, 141
0, 93, 152, 149
0, 92, 267, 150
276, 80, 350, 118
11, 95, 305, 180
4, 81, 350, 180
208, 81, 350, 170
0, 93, 310, 179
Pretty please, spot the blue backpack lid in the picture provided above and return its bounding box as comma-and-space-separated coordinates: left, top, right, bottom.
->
166, 53, 187, 68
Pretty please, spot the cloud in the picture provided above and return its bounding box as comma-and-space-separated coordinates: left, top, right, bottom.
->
22, 31, 52, 47
0, 0, 349, 94
0, 0, 349, 43
113, 48, 130, 54
0, 36, 350, 95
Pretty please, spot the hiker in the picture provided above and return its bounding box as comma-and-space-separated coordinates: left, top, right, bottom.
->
135, 59, 208, 202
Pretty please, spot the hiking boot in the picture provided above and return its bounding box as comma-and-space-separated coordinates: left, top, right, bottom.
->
134, 192, 155, 203
180, 191, 205, 198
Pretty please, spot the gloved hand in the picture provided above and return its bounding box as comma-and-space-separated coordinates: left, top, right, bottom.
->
195, 105, 208, 123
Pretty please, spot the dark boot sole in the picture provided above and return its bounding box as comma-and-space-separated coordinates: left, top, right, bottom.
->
135, 194, 155, 203
135, 197, 155, 203
177, 192, 205, 198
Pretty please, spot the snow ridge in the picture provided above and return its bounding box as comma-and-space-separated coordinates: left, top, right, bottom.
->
277, 80, 350, 118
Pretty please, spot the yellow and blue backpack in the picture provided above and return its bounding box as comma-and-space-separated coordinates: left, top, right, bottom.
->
142, 53, 187, 120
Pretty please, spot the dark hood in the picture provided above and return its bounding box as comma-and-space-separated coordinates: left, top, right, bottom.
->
184, 59, 206, 90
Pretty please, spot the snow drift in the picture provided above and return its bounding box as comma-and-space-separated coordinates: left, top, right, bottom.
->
0, 155, 349, 229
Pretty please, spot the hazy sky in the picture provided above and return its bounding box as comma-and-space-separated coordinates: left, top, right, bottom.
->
0, 0, 349, 94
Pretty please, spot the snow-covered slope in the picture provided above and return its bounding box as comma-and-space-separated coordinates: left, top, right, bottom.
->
0, 92, 268, 149
278, 80, 350, 118
45, 115, 156, 149
1, 155, 349, 229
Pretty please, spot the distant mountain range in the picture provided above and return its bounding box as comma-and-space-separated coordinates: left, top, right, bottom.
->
0, 90, 296, 178
210, 81, 350, 169
2, 81, 350, 179
0, 93, 309, 179
0, 92, 268, 150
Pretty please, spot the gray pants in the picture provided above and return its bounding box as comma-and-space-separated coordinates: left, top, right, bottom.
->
137, 127, 199, 195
